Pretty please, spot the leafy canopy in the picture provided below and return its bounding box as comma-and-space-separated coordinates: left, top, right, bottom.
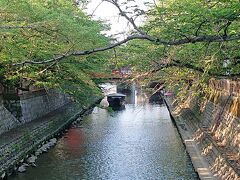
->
113, 0, 240, 95
0, 0, 111, 102
0, 0, 239, 100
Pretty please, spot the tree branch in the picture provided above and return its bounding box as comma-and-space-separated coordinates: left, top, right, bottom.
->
12, 33, 240, 66
90, 0, 104, 17
223, 21, 232, 37
104, 0, 147, 35
168, 60, 240, 78
134, 59, 240, 81
195, 20, 208, 36
0, 26, 33, 29
9, 0, 240, 67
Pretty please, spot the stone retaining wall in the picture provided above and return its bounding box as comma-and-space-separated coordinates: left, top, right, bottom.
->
0, 90, 70, 135
19, 90, 70, 123
0, 102, 20, 135
165, 79, 239, 180
0, 98, 101, 178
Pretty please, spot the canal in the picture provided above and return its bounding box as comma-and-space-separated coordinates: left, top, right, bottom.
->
10, 90, 199, 179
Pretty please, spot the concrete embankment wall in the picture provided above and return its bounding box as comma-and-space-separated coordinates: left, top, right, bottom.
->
0, 102, 20, 135
165, 79, 239, 180
0, 90, 70, 135
19, 90, 70, 123
0, 89, 101, 178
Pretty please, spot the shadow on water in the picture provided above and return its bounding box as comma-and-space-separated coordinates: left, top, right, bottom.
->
111, 105, 126, 111
149, 92, 164, 104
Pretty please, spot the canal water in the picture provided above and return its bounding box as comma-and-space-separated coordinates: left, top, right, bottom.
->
10, 101, 199, 179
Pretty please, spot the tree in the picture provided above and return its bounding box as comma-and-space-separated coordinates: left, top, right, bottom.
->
11, 0, 240, 65
0, 0, 239, 100
0, 0, 111, 103
105, 0, 240, 96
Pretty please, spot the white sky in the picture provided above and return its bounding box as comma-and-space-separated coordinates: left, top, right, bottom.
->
85, 0, 150, 40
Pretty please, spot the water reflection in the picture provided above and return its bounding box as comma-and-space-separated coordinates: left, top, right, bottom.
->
9, 84, 198, 180
111, 105, 126, 111
9, 104, 198, 180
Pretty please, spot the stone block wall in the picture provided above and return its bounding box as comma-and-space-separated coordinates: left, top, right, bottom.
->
209, 78, 240, 95
197, 98, 239, 179
171, 78, 240, 179
0, 96, 20, 135
0, 99, 99, 178
19, 90, 70, 123
0, 90, 70, 135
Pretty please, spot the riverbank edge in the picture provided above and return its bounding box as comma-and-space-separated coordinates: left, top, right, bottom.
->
164, 97, 217, 180
0, 98, 102, 179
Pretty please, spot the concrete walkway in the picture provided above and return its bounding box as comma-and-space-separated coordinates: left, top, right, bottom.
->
164, 98, 218, 180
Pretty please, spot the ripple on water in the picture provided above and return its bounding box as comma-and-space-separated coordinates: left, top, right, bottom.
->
9, 104, 199, 180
